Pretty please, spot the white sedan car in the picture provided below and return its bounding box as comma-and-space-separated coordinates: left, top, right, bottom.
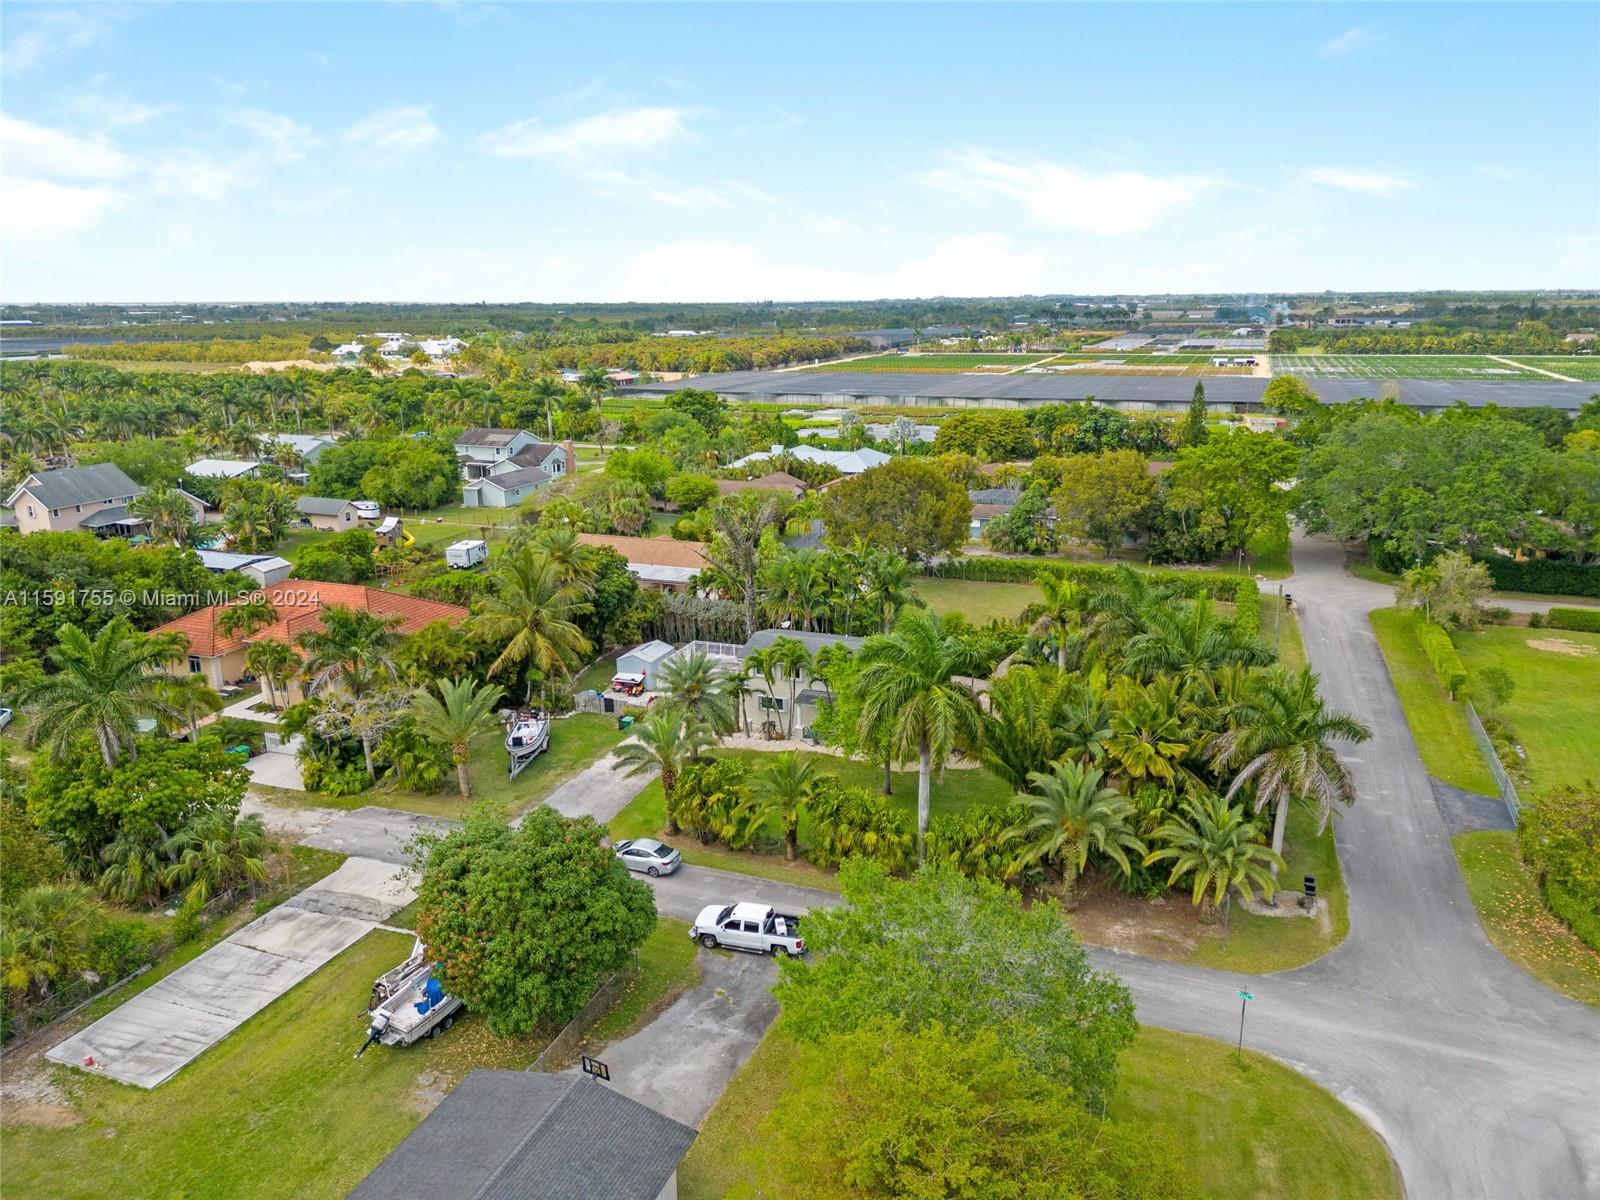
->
614, 838, 682, 877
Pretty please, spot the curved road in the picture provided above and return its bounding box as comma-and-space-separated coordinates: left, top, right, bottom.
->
1097, 534, 1599, 1199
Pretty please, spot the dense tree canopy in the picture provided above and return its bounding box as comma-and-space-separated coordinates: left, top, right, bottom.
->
821, 460, 971, 560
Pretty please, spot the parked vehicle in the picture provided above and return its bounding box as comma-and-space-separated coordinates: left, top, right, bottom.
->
0, 707, 12, 732
610, 671, 646, 696
352, 500, 381, 521
615, 837, 681, 877
445, 538, 488, 569
689, 901, 806, 956
354, 940, 461, 1056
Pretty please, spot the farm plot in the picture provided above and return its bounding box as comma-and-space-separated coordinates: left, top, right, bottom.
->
805, 353, 1050, 372
1275, 354, 1543, 380
1500, 357, 1600, 381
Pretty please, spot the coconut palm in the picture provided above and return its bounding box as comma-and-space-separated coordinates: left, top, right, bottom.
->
531, 523, 601, 589
1005, 760, 1144, 900
216, 594, 278, 640
855, 607, 983, 860
471, 546, 592, 702
20, 620, 185, 767
1144, 792, 1284, 921
1208, 666, 1372, 869
245, 638, 298, 709
410, 676, 506, 798
610, 712, 716, 836
1030, 574, 1085, 671
754, 750, 816, 861
162, 810, 273, 906
154, 672, 224, 743
656, 650, 738, 737
297, 604, 403, 699
1122, 594, 1272, 685
130, 485, 201, 548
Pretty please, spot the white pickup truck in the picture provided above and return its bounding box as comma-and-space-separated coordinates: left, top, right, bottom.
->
689, 901, 806, 956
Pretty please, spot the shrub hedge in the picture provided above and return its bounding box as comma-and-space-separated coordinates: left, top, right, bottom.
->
928, 557, 1247, 600
1233, 577, 1261, 640
1545, 607, 1600, 633
1413, 617, 1471, 699
1367, 538, 1600, 598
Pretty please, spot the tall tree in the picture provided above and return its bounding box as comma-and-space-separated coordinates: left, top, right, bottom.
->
855, 608, 983, 859
821, 459, 971, 561
471, 546, 592, 701
296, 605, 402, 699
655, 649, 737, 737
20, 620, 184, 767
1180, 380, 1209, 447
411, 677, 507, 798
610, 711, 715, 836
754, 749, 817, 862
1052, 450, 1157, 556
704, 491, 782, 640
245, 638, 297, 710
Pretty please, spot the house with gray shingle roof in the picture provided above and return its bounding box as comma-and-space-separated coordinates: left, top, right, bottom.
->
347, 1070, 695, 1200
3, 463, 205, 537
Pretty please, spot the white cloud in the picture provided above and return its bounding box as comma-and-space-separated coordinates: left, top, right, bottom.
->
617, 233, 1042, 302
0, 113, 133, 179
2, 9, 110, 72
69, 83, 176, 129
345, 105, 441, 152
151, 149, 255, 201
0, 176, 119, 238
1300, 166, 1413, 196
925, 150, 1205, 234
1475, 164, 1520, 181
480, 106, 694, 160
1319, 26, 1378, 58
228, 109, 317, 162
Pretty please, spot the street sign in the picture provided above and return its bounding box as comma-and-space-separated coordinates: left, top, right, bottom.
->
1234, 991, 1254, 1063
580, 1055, 610, 1082
1237, 990, 1254, 1002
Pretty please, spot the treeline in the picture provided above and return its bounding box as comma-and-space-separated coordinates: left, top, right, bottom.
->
63, 336, 315, 363
469, 332, 869, 374
1269, 320, 1578, 355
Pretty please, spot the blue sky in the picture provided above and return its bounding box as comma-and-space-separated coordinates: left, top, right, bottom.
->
2, 2, 1596, 302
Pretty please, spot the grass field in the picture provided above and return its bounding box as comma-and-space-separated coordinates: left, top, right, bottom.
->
4, 920, 697, 1200
1501, 357, 1600, 381
1453, 831, 1600, 1009
1368, 608, 1499, 795
914, 575, 1043, 623
680, 1024, 1400, 1200
1277, 354, 1542, 380
1451, 626, 1600, 793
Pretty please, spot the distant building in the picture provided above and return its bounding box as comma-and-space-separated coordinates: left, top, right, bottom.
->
967, 486, 1021, 539
728, 444, 890, 475
461, 466, 552, 508
257, 433, 339, 465
4, 463, 177, 537
576, 533, 711, 591
453, 428, 545, 479
185, 459, 262, 480
715, 471, 806, 499
194, 550, 293, 587
847, 327, 916, 350
295, 496, 362, 531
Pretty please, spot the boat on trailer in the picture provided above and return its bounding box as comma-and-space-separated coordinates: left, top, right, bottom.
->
354, 939, 462, 1057
505, 708, 551, 780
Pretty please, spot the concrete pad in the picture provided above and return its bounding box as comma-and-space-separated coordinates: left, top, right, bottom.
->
47, 994, 243, 1088
246, 750, 304, 791
537, 754, 653, 823
1430, 776, 1516, 835
137, 941, 323, 1020
291, 857, 416, 923
231, 904, 373, 963
242, 792, 344, 840
303, 807, 453, 865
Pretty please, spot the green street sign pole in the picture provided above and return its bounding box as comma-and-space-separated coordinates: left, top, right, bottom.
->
1236, 990, 1254, 1064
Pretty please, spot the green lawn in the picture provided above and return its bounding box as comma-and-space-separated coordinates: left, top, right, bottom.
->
914, 576, 1042, 623
280, 713, 625, 820
1245, 516, 1292, 578
1453, 831, 1600, 1009
1267, 596, 1307, 673
1368, 608, 1498, 795
680, 1024, 1399, 1200
1451, 626, 1600, 793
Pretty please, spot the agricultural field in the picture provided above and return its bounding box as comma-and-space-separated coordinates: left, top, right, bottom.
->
805, 353, 1050, 372
1500, 356, 1600, 381
1273, 354, 1544, 380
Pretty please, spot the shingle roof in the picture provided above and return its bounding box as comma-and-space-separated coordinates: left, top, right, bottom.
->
474, 466, 550, 492
347, 1071, 695, 1200
455, 427, 533, 447
715, 471, 806, 496
296, 496, 357, 517
576, 534, 711, 572
4, 463, 144, 510
155, 581, 467, 658
507, 443, 562, 468
77, 504, 140, 529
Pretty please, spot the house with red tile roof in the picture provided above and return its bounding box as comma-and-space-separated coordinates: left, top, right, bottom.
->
155, 581, 467, 702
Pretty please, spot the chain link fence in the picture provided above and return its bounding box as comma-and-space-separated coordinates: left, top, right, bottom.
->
1463, 699, 1521, 823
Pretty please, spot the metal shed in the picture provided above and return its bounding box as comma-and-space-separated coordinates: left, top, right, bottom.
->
615, 639, 677, 690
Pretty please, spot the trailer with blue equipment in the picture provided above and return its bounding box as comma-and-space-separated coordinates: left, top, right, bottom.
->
354, 939, 462, 1057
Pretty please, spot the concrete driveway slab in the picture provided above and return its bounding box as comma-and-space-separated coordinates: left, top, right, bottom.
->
230, 905, 373, 963
302, 806, 452, 864
245, 750, 305, 791
538, 753, 653, 823
292, 857, 416, 923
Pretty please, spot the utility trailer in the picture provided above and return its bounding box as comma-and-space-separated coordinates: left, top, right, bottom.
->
355, 939, 461, 1056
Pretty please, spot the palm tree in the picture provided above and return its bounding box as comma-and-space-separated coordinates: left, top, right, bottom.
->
1105, 676, 1193, 788
1122, 594, 1272, 685
99, 829, 170, 905
743, 646, 781, 736
1208, 667, 1372, 870
130, 486, 200, 548
154, 672, 224, 743
470, 546, 592, 702
411, 677, 506, 798
0, 883, 100, 999
222, 500, 273, 552
754, 749, 816, 862
528, 376, 565, 440
978, 666, 1070, 791
855, 608, 983, 860
162, 810, 273, 906
245, 638, 298, 709
1144, 792, 1284, 922
1030, 574, 1084, 671
887, 415, 918, 455
656, 650, 737, 737
20, 620, 184, 767
1005, 760, 1143, 901
610, 712, 715, 836
216, 595, 278, 640
297, 605, 403, 699
769, 637, 813, 737
532, 524, 601, 589
861, 548, 918, 634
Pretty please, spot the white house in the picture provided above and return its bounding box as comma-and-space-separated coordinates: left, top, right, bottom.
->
185, 459, 262, 480
257, 433, 339, 465
194, 550, 294, 587
453, 428, 545, 479
331, 341, 365, 359
461, 466, 551, 508
417, 337, 466, 359
728, 444, 890, 475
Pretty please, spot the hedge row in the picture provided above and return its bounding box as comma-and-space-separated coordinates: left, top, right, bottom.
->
1368, 539, 1600, 598
1233, 577, 1261, 640
929, 556, 1247, 600
1546, 879, 1600, 953
1545, 607, 1600, 633
1414, 618, 1471, 700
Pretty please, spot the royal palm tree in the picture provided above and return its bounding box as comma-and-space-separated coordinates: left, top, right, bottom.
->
753, 750, 816, 862
1208, 666, 1372, 869
162, 810, 273, 906
656, 650, 737, 738
1144, 792, 1284, 921
610, 712, 715, 836
245, 638, 298, 709
855, 608, 983, 860
297, 605, 403, 699
20, 620, 185, 767
1005, 760, 1143, 901
410, 676, 506, 798
216, 595, 278, 640
470, 546, 592, 702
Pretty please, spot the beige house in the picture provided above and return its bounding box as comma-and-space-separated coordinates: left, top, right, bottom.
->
3, 463, 204, 537
296, 495, 361, 531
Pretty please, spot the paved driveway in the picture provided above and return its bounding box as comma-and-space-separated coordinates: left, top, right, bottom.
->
47, 855, 415, 1088
539, 753, 655, 823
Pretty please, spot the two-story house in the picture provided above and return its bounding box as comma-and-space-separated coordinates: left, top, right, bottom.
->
456, 429, 577, 508
3, 463, 205, 537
